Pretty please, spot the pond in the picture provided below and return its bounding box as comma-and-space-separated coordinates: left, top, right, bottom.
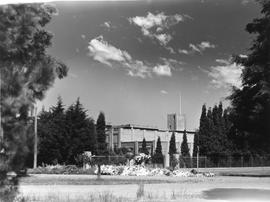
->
203, 188, 270, 201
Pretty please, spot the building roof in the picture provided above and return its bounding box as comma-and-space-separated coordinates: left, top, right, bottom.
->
109, 123, 195, 134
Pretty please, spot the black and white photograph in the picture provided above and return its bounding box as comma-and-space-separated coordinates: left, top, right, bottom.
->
0, 0, 270, 201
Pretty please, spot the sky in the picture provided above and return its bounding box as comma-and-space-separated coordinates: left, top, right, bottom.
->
7, 0, 261, 130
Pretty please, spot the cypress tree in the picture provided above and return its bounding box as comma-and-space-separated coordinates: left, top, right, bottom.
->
141, 138, 148, 155
96, 112, 107, 154
153, 137, 163, 164
181, 130, 190, 157
198, 104, 209, 155
169, 132, 177, 156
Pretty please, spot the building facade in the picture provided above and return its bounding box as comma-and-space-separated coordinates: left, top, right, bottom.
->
106, 124, 195, 156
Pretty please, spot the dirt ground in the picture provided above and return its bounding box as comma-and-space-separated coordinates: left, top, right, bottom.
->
19, 174, 270, 201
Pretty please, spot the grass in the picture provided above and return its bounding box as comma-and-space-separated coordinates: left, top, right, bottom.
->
20, 174, 204, 185
17, 184, 194, 202
198, 166, 270, 177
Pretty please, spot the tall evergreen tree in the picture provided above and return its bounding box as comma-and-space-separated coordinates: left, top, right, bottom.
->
198, 104, 210, 155
141, 138, 148, 154
229, 1, 270, 154
181, 130, 190, 157
38, 99, 64, 165
153, 137, 163, 164
96, 112, 107, 154
65, 98, 97, 164
169, 132, 177, 156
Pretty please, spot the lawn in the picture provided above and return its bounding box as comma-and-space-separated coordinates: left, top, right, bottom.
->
198, 166, 270, 177
18, 169, 270, 202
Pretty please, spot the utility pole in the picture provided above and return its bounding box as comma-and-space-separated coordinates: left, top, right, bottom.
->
197, 131, 200, 169
197, 145, 199, 169
33, 105, 38, 169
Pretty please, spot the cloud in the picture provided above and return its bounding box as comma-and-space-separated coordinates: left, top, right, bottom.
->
216, 59, 230, 65
198, 41, 216, 50
178, 49, 189, 54
88, 36, 131, 66
154, 33, 172, 46
153, 64, 172, 76
81, 34, 86, 39
129, 12, 187, 47
101, 21, 116, 30
104, 21, 111, 28
189, 43, 202, 53
241, 0, 255, 5
179, 41, 216, 55
160, 90, 168, 94
239, 54, 248, 58
208, 62, 243, 89
160, 57, 184, 72
165, 46, 176, 54
126, 60, 151, 78
88, 36, 174, 78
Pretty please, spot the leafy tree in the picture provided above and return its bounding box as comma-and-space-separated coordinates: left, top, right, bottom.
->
181, 130, 190, 157
141, 138, 148, 155
153, 137, 163, 164
169, 132, 177, 156
96, 112, 107, 154
0, 4, 67, 201
229, 0, 270, 154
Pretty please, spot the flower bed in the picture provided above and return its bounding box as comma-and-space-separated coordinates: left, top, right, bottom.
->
96, 165, 215, 177
28, 164, 96, 175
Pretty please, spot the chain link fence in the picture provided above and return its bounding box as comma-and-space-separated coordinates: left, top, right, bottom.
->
89, 154, 270, 168
181, 155, 270, 168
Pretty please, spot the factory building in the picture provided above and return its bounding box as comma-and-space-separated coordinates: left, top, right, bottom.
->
106, 123, 195, 156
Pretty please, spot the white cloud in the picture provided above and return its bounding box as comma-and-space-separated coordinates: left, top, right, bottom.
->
165, 46, 176, 54
208, 63, 243, 89
216, 59, 230, 65
153, 64, 172, 76
88, 36, 174, 78
154, 33, 172, 46
178, 49, 189, 55
198, 41, 215, 50
160, 90, 168, 94
101, 21, 116, 30
239, 54, 248, 58
129, 12, 187, 47
241, 0, 255, 5
179, 41, 216, 55
126, 60, 151, 78
81, 34, 86, 39
189, 43, 202, 53
88, 36, 131, 66
103, 21, 111, 28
